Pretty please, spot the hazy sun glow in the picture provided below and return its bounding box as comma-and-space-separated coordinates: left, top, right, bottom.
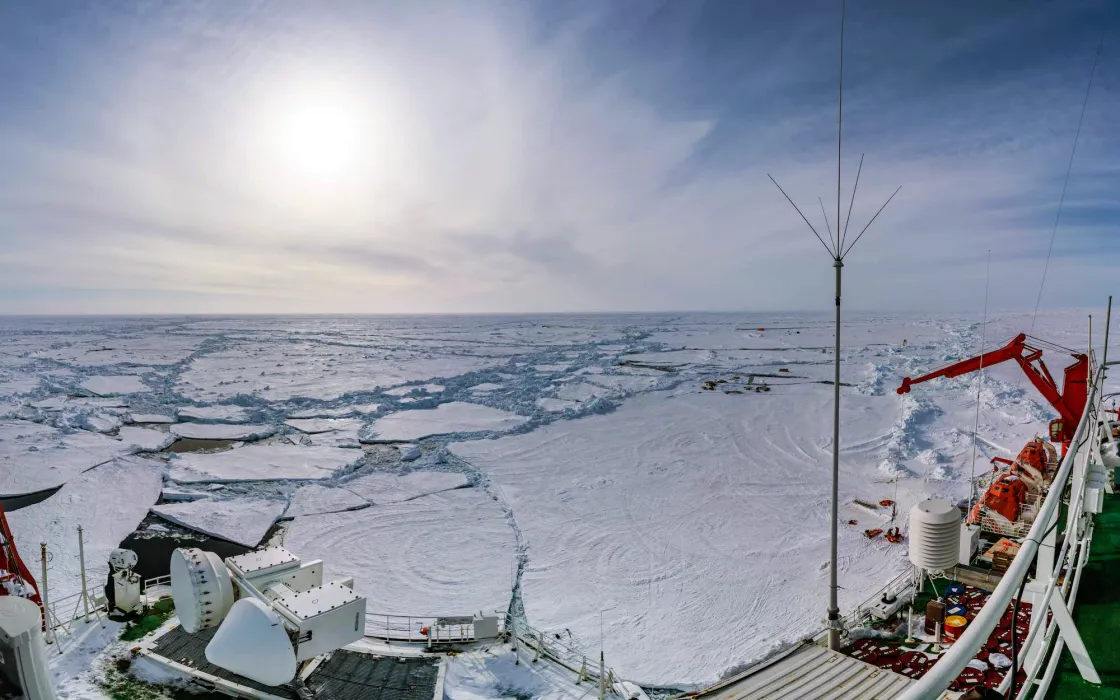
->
269, 92, 366, 181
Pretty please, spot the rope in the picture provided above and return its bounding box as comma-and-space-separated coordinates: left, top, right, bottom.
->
968, 250, 991, 515
1029, 13, 1110, 334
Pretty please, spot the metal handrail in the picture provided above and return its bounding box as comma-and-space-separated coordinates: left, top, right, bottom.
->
362, 610, 506, 643
897, 365, 1103, 699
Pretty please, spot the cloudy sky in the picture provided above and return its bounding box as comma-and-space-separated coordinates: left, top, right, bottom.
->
0, 0, 1116, 314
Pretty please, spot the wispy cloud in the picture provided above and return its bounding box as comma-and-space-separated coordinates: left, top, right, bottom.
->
0, 0, 1115, 313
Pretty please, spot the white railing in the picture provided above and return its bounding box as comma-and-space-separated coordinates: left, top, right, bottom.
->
832, 569, 915, 634
38, 587, 107, 650
364, 611, 505, 644
898, 363, 1105, 699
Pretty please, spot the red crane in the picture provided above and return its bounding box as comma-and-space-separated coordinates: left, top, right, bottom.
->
0, 504, 43, 617
897, 333, 1089, 450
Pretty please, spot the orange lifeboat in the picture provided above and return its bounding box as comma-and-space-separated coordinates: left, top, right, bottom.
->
970, 472, 1028, 523
1013, 438, 1056, 484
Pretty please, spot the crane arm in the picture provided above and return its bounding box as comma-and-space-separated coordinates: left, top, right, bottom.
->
897, 332, 1088, 434
897, 334, 1036, 395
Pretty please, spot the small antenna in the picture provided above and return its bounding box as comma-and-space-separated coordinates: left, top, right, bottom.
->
840, 154, 864, 252
766, 0, 901, 653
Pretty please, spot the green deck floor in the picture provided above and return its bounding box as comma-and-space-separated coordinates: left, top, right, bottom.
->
1045, 484, 1120, 699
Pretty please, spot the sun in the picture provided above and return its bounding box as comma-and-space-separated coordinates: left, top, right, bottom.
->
269, 94, 365, 181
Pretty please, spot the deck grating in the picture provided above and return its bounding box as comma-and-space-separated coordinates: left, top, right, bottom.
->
148, 626, 440, 700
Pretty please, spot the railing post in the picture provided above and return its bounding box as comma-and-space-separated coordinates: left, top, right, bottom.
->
40, 543, 53, 645
77, 525, 90, 621
599, 650, 606, 700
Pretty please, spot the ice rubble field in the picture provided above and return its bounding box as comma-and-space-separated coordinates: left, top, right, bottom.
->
0, 311, 1106, 689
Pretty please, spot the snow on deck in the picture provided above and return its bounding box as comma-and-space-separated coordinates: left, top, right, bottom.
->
0, 419, 133, 495
450, 390, 907, 686
284, 488, 515, 623
344, 470, 469, 504
8, 457, 163, 598
366, 402, 527, 441
169, 423, 276, 440
80, 375, 149, 396
152, 497, 287, 547
168, 444, 363, 483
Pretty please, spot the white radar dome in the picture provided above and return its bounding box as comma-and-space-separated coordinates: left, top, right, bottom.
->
170, 548, 234, 633
205, 598, 297, 686
109, 548, 138, 571
908, 499, 961, 572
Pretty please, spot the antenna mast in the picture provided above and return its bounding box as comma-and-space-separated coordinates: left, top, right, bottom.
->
767, 0, 902, 652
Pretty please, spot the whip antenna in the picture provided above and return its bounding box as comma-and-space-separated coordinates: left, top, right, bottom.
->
766, 0, 901, 652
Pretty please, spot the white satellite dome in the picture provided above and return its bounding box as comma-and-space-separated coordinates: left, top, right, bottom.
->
170, 548, 235, 633
908, 499, 961, 571
206, 598, 297, 686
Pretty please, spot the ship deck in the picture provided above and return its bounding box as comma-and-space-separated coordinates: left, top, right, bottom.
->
685, 642, 915, 700
140, 624, 445, 700
1046, 483, 1120, 699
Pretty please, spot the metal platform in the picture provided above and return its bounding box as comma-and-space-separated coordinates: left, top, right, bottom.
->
142, 625, 443, 700
690, 642, 914, 700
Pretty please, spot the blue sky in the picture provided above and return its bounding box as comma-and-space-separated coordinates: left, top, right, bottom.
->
0, 0, 1115, 313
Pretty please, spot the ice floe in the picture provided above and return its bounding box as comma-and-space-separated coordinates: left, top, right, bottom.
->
366, 402, 527, 441
344, 470, 468, 504
284, 484, 368, 518
170, 423, 275, 441
284, 489, 515, 626
177, 405, 251, 422
80, 375, 148, 396
287, 404, 379, 418
0, 420, 132, 494
127, 413, 175, 424
168, 444, 364, 483
451, 391, 904, 685
8, 457, 163, 598
284, 418, 363, 434
151, 497, 287, 547
118, 426, 176, 452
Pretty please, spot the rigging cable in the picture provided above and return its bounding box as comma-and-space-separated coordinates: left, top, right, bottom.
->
1029, 11, 1110, 335
968, 250, 992, 516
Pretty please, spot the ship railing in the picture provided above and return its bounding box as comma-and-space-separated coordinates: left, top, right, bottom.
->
36, 587, 108, 651
141, 574, 172, 603
833, 568, 915, 633
505, 613, 630, 693
363, 610, 506, 644
898, 361, 1106, 700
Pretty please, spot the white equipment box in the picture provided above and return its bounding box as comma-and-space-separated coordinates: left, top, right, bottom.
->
272, 581, 366, 661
